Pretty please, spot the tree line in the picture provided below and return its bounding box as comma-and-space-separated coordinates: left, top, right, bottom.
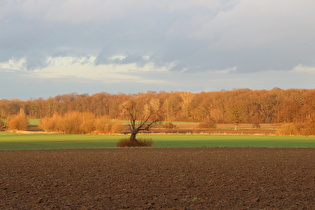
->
1, 88, 315, 125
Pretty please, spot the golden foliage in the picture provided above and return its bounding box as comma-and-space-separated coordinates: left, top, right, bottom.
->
276, 122, 315, 136
7, 111, 29, 131
276, 123, 300, 136
39, 113, 61, 132
94, 117, 123, 134
39, 112, 122, 134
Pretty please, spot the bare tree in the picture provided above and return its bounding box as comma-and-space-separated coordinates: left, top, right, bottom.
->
180, 92, 194, 119
121, 99, 162, 142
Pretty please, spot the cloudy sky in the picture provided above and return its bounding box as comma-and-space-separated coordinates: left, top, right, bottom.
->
1, 0, 315, 100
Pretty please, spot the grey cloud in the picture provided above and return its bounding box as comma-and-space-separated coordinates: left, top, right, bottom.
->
23, 55, 47, 70
1, 0, 315, 74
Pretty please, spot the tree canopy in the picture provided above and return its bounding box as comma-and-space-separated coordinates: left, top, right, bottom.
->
1, 89, 315, 125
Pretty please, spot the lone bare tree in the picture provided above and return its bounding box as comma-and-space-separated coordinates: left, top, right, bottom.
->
121, 98, 162, 142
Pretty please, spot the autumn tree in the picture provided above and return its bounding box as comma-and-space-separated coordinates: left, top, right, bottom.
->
226, 104, 245, 130
3, 89, 315, 126
161, 93, 181, 121
180, 92, 194, 119
121, 98, 162, 142
0, 119, 4, 131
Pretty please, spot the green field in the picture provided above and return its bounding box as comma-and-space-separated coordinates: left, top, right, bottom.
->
28, 119, 41, 126
1, 132, 315, 150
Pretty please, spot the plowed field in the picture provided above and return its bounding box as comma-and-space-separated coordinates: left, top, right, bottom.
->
1, 148, 314, 209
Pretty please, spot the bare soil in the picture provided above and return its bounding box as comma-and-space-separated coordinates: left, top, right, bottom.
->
1, 148, 314, 209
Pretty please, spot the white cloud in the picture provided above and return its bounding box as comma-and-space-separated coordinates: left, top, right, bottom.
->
0, 55, 171, 86
22, 56, 170, 85
213, 67, 237, 74
0, 58, 27, 70
291, 65, 315, 73
108, 55, 127, 61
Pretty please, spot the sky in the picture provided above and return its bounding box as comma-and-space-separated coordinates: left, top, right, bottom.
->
1, 0, 315, 100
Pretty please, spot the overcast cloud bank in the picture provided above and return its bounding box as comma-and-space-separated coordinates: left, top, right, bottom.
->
1, 0, 315, 99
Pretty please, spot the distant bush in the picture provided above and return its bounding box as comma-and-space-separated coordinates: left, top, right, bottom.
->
116, 138, 153, 147
276, 122, 315, 136
39, 112, 123, 134
39, 114, 61, 132
7, 112, 29, 131
252, 122, 261, 129
94, 117, 123, 133
198, 119, 216, 129
39, 112, 95, 134
58, 111, 95, 134
299, 122, 315, 136
163, 122, 177, 129
276, 123, 300, 136
78, 112, 96, 134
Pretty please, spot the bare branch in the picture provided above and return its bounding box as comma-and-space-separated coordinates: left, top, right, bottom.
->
120, 99, 162, 141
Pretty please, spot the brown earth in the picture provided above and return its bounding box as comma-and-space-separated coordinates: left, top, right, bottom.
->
1, 148, 314, 209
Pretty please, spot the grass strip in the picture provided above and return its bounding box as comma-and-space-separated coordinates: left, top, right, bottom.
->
0, 132, 315, 150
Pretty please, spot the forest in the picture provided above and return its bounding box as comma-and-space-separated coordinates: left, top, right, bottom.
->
1, 88, 315, 125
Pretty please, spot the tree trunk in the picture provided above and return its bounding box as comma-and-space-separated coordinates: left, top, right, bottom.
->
130, 132, 137, 142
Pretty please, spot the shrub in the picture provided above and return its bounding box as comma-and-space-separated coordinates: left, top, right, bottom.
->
39, 112, 96, 134
39, 114, 61, 132
58, 112, 81, 134
58, 111, 96, 134
276, 122, 315, 136
299, 122, 315, 136
94, 117, 123, 133
6, 112, 29, 131
252, 122, 261, 129
198, 119, 216, 129
39, 112, 123, 134
79, 112, 96, 134
163, 122, 177, 129
116, 138, 153, 147
38, 111, 126, 134
276, 123, 300, 136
